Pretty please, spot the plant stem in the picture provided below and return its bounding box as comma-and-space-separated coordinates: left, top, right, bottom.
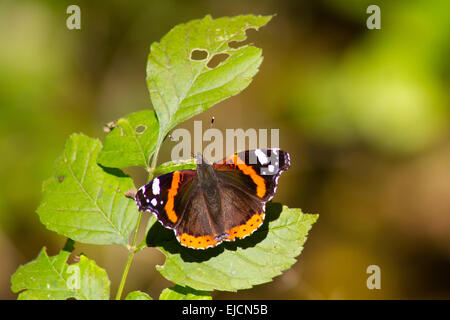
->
115, 144, 161, 300
115, 211, 143, 300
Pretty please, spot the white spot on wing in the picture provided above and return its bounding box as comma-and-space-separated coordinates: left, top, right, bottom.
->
255, 149, 269, 165
268, 164, 275, 172
151, 198, 157, 206
152, 178, 160, 195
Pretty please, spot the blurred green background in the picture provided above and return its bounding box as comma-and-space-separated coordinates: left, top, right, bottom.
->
1, 0, 449, 299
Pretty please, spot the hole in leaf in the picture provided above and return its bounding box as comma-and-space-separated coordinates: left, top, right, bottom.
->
228, 28, 258, 49
207, 53, 229, 69
135, 125, 147, 134
190, 49, 208, 61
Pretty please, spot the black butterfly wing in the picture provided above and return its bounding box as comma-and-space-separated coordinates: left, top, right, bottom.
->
135, 170, 197, 229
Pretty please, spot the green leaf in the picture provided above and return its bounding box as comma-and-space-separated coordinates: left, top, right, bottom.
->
149, 203, 318, 291
159, 285, 212, 300
11, 248, 110, 300
147, 14, 272, 141
37, 133, 139, 246
153, 159, 197, 176
125, 291, 153, 300
98, 110, 159, 169
76, 255, 110, 300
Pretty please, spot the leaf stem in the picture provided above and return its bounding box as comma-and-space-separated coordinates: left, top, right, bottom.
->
147, 139, 162, 182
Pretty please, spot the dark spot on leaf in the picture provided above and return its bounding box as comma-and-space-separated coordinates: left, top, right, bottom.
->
63, 238, 75, 252
207, 53, 229, 68
98, 165, 129, 178
135, 125, 146, 134
190, 49, 208, 60
58, 176, 65, 183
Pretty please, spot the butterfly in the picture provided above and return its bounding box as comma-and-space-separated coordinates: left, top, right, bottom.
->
135, 149, 290, 249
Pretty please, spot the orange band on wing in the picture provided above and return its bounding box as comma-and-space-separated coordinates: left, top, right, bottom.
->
164, 171, 182, 223
226, 212, 265, 241
229, 155, 266, 198
177, 233, 218, 249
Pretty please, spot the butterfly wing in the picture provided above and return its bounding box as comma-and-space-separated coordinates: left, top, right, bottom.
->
214, 149, 290, 202
173, 184, 224, 249
135, 170, 197, 229
217, 183, 266, 242
136, 170, 226, 249
212, 148, 291, 241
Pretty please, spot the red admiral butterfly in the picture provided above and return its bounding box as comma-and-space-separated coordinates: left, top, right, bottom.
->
135, 149, 290, 249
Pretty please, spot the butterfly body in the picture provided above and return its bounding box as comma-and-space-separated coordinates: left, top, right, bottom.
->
135, 149, 290, 249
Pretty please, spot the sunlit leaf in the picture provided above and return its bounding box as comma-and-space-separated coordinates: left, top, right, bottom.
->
11, 248, 110, 300
37, 133, 139, 246
98, 110, 159, 169
147, 14, 272, 142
